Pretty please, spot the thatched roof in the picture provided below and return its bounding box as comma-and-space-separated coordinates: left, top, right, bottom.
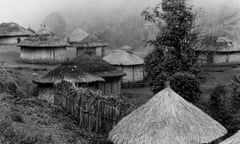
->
18, 27, 68, 48
194, 35, 240, 52
108, 87, 227, 144
103, 50, 144, 66
220, 131, 240, 144
121, 45, 133, 51
0, 22, 34, 37
67, 28, 108, 48
34, 54, 126, 84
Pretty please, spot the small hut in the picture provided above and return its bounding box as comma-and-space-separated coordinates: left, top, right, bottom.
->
18, 26, 68, 64
220, 131, 240, 144
103, 46, 144, 86
33, 54, 125, 103
108, 87, 227, 144
0, 22, 33, 45
194, 35, 240, 65
67, 28, 108, 57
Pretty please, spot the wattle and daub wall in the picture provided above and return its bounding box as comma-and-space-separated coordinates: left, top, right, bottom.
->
20, 47, 67, 64
116, 65, 144, 83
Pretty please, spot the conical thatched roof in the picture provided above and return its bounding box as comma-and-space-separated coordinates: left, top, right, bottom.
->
18, 27, 68, 48
108, 87, 227, 144
103, 50, 144, 66
68, 28, 108, 48
34, 54, 126, 84
0, 22, 33, 37
220, 131, 240, 144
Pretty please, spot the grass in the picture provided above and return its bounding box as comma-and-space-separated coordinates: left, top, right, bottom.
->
0, 94, 111, 144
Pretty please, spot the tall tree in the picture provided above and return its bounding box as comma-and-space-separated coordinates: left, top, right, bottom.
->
143, 0, 200, 96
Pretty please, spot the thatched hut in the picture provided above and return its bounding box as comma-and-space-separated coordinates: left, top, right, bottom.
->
0, 22, 33, 45
220, 131, 240, 144
33, 54, 125, 103
18, 27, 68, 64
67, 28, 108, 57
103, 46, 144, 85
194, 35, 240, 65
108, 87, 227, 144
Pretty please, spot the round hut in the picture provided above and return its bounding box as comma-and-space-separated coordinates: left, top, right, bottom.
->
0, 22, 34, 45
220, 131, 240, 144
194, 35, 240, 65
18, 26, 68, 64
67, 28, 108, 57
108, 86, 227, 144
33, 54, 125, 103
103, 46, 144, 87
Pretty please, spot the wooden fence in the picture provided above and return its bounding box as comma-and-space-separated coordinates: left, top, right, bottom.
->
54, 81, 132, 135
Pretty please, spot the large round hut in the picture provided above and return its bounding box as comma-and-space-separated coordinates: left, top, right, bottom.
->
67, 28, 108, 57
108, 86, 227, 144
194, 35, 240, 65
0, 22, 33, 45
33, 54, 125, 103
103, 46, 144, 86
220, 131, 240, 144
18, 26, 68, 64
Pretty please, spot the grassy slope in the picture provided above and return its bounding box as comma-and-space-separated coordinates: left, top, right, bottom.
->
0, 94, 110, 144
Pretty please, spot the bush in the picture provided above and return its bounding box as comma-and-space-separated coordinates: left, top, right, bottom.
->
209, 85, 233, 128
151, 72, 167, 94
9, 112, 25, 123
150, 72, 201, 103
169, 72, 201, 103
210, 85, 226, 107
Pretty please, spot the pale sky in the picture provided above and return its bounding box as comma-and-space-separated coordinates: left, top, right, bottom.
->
0, 0, 239, 30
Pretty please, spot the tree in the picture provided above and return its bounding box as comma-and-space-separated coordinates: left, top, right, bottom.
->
43, 12, 67, 38
142, 0, 200, 94
170, 72, 200, 103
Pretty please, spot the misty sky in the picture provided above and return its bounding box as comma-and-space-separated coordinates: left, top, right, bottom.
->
0, 0, 239, 30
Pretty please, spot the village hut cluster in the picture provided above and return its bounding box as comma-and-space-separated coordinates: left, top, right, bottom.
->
2, 21, 239, 144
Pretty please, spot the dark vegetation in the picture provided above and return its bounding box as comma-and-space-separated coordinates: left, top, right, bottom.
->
143, 0, 201, 103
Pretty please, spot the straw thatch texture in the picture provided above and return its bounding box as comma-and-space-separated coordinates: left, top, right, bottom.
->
108, 87, 227, 144
34, 54, 126, 84
194, 35, 240, 52
68, 28, 108, 47
0, 22, 33, 37
103, 50, 144, 66
220, 131, 240, 144
18, 27, 68, 47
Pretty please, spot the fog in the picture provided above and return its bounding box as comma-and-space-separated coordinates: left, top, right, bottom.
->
0, 0, 240, 47
2, 0, 239, 29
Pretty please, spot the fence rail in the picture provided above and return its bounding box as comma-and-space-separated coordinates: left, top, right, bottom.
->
54, 81, 132, 135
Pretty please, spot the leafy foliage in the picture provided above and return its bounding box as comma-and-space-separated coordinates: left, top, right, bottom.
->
208, 85, 234, 130
170, 72, 201, 103
143, 0, 200, 96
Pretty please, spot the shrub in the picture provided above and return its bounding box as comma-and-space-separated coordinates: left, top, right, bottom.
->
209, 85, 232, 127
9, 112, 25, 123
151, 72, 167, 94
169, 72, 201, 103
